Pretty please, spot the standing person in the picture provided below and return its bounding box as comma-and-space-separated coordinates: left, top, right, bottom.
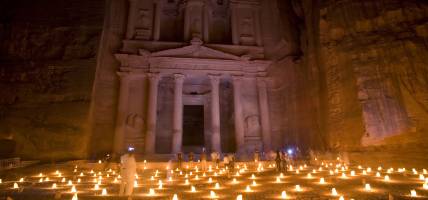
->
188, 152, 194, 168
223, 154, 230, 177
254, 149, 260, 162
177, 152, 183, 169
211, 151, 219, 168
200, 148, 207, 171
275, 150, 282, 172
119, 147, 137, 196
281, 151, 288, 173
229, 154, 235, 175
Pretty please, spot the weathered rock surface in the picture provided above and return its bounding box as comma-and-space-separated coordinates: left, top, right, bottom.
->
0, 0, 104, 160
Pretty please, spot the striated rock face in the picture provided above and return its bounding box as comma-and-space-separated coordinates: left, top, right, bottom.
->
321, 0, 428, 147
265, 0, 428, 165
0, 0, 105, 160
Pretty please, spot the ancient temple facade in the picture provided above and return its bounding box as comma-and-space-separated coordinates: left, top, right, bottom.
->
110, 0, 273, 156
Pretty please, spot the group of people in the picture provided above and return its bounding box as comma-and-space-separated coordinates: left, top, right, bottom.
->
116, 147, 298, 197
176, 149, 236, 171
274, 150, 290, 172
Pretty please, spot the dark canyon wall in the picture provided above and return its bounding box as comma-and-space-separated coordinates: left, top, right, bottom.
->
321, 0, 428, 167
0, 0, 105, 160
265, 0, 428, 167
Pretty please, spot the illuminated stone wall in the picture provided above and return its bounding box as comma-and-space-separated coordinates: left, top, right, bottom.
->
0, 0, 105, 160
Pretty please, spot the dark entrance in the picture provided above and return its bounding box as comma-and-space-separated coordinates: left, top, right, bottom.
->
183, 105, 204, 152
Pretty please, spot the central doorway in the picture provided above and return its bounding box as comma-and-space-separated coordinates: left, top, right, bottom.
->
183, 105, 204, 153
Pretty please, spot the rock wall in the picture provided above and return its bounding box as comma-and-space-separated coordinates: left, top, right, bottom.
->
264, 0, 428, 164
0, 0, 105, 160
321, 0, 428, 147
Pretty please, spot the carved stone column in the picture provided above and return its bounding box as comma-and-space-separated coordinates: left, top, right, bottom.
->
113, 72, 131, 156
209, 75, 221, 153
231, 4, 239, 45
257, 77, 272, 152
255, 9, 263, 46
145, 73, 161, 154
153, 0, 161, 41
232, 76, 245, 153
171, 74, 185, 153
126, 0, 138, 39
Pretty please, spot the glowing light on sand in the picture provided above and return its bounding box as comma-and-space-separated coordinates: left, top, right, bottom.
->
236, 194, 243, 200
185, 179, 189, 185
384, 175, 390, 182
148, 188, 156, 196
281, 191, 287, 199
423, 183, 428, 189
215, 183, 220, 189
13, 183, 18, 189
245, 185, 252, 192
134, 180, 138, 187
210, 191, 218, 198
172, 194, 178, 200
251, 174, 256, 179
376, 172, 381, 177
320, 178, 325, 184
72, 193, 78, 200
71, 185, 77, 193
68, 180, 73, 186
307, 173, 312, 178
410, 189, 417, 197
19, 178, 24, 182
113, 178, 118, 183
252, 180, 257, 186
419, 174, 425, 180
350, 171, 355, 176
331, 188, 338, 196
61, 178, 66, 182
208, 178, 213, 183
295, 185, 302, 192
362, 170, 367, 175
364, 183, 371, 192
341, 173, 347, 178
191, 185, 196, 192
232, 178, 238, 184
101, 188, 107, 196
339, 196, 344, 200
39, 178, 43, 183
276, 177, 281, 183
94, 184, 99, 190
0, 179, 2, 184
52, 183, 57, 189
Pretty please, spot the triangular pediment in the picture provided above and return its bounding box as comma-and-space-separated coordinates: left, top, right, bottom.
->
139, 38, 244, 61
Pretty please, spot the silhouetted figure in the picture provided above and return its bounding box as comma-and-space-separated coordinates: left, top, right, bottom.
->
254, 149, 260, 162
177, 152, 183, 169
119, 148, 137, 196
200, 148, 207, 171
281, 151, 288, 173
275, 150, 282, 172
211, 151, 220, 168
188, 152, 194, 168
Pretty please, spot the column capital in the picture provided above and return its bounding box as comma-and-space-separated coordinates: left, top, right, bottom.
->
173, 73, 185, 82
208, 74, 221, 84
147, 72, 161, 82
231, 75, 244, 81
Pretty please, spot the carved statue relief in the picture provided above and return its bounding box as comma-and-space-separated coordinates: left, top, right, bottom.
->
125, 113, 145, 136
138, 9, 152, 29
241, 17, 254, 37
245, 115, 261, 137
190, 17, 202, 38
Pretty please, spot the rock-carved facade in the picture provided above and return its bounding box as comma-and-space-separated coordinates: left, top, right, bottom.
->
106, 0, 272, 156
